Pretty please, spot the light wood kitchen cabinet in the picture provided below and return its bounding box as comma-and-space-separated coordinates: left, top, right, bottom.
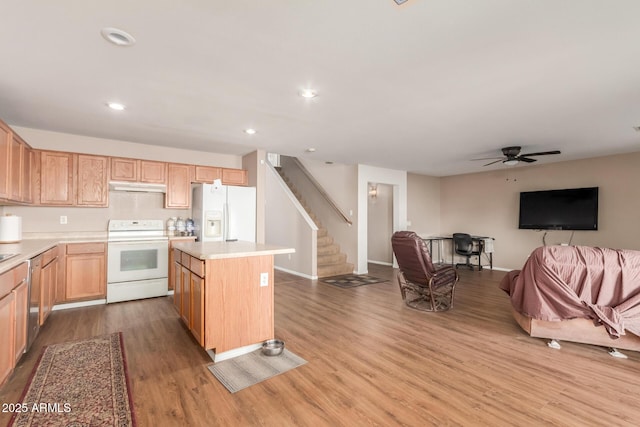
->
0, 120, 33, 204
65, 243, 106, 301
110, 157, 138, 182
180, 265, 191, 326
0, 291, 15, 387
39, 150, 75, 205
0, 261, 29, 387
173, 260, 182, 313
140, 160, 167, 183
174, 250, 205, 346
110, 158, 167, 183
194, 165, 222, 183
190, 272, 204, 345
76, 154, 109, 206
9, 134, 23, 201
166, 163, 193, 208
21, 144, 33, 203
13, 279, 28, 363
0, 120, 10, 199
222, 168, 248, 186
40, 246, 59, 326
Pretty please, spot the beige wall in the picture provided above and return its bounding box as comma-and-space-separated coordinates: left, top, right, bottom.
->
7, 192, 190, 233
242, 150, 266, 243
440, 151, 640, 270
407, 173, 441, 237
367, 184, 393, 264
12, 126, 242, 168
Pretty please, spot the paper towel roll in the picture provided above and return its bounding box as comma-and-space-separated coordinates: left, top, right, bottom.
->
0, 215, 22, 243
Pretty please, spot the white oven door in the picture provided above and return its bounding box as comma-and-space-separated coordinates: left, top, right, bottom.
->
107, 240, 168, 284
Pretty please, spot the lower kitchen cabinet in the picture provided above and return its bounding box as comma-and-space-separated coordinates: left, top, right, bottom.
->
65, 243, 106, 301
40, 246, 59, 326
13, 279, 28, 362
0, 291, 15, 387
174, 250, 205, 346
0, 261, 29, 387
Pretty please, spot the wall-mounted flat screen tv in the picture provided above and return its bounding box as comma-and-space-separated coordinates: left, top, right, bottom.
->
519, 187, 598, 230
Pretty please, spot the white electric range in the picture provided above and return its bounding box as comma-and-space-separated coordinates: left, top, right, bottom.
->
107, 219, 168, 303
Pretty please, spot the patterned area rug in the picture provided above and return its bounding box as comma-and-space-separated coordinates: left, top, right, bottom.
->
321, 274, 388, 288
208, 348, 307, 393
9, 332, 136, 427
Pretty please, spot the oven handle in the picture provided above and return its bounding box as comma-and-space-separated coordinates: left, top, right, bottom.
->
108, 240, 168, 248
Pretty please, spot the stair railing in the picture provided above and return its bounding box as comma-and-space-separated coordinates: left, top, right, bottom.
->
290, 157, 353, 226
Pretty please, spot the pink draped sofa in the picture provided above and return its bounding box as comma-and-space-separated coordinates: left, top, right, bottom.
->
500, 245, 640, 352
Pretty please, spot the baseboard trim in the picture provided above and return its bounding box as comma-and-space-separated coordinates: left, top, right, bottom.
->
368, 260, 393, 266
53, 299, 106, 311
274, 266, 318, 280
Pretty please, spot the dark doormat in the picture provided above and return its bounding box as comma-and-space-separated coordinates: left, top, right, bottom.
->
321, 274, 388, 288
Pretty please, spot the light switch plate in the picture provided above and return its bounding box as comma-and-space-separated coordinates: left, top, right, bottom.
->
60, 216, 68, 224
260, 272, 269, 287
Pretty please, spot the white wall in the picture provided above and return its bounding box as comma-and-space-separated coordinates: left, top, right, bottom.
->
265, 164, 318, 278
367, 183, 393, 264
357, 165, 407, 273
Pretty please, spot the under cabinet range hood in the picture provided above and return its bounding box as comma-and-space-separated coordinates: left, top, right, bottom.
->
108, 181, 167, 193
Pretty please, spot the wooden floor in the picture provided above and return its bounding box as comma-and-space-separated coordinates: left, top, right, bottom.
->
2, 265, 640, 426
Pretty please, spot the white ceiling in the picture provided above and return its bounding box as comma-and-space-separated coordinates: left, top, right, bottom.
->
1, 1, 640, 176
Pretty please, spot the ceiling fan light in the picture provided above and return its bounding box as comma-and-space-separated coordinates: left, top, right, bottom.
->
503, 159, 519, 166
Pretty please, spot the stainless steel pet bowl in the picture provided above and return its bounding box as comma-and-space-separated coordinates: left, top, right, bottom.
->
261, 339, 285, 356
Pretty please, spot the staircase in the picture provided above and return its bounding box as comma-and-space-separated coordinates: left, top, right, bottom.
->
276, 168, 354, 278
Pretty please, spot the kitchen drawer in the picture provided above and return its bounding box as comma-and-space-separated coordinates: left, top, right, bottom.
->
190, 256, 204, 278
42, 246, 59, 266
67, 242, 106, 255
174, 249, 183, 264
180, 251, 191, 266
0, 262, 28, 298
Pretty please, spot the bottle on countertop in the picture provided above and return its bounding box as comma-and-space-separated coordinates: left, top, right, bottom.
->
176, 217, 186, 236
166, 217, 176, 236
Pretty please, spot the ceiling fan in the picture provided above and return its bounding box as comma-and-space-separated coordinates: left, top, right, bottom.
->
473, 146, 561, 167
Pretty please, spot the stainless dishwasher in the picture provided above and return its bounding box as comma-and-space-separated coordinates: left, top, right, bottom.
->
26, 254, 42, 351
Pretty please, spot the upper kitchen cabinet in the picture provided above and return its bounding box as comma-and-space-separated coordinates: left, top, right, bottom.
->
110, 157, 138, 182
222, 168, 248, 186
194, 165, 222, 183
0, 121, 12, 199
140, 160, 167, 183
0, 119, 33, 204
76, 154, 109, 207
166, 163, 193, 208
110, 158, 167, 184
39, 151, 75, 205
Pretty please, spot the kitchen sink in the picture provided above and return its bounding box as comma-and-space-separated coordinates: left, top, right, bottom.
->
0, 253, 18, 263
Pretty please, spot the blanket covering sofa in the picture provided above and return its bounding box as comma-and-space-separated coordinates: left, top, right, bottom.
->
500, 245, 640, 341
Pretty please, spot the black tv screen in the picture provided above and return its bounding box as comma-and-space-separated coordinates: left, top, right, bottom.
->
519, 187, 598, 230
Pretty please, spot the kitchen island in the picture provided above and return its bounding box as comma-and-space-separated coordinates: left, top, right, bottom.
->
171, 240, 294, 362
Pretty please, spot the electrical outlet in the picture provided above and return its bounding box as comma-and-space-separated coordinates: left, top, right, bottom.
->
260, 272, 269, 287
60, 216, 68, 225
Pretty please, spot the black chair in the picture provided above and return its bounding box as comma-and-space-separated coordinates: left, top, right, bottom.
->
453, 233, 482, 270
391, 231, 459, 311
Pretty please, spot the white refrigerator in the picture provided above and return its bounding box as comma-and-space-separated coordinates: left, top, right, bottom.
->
192, 182, 257, 242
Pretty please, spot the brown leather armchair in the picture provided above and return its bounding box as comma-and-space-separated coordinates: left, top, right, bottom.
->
391, 231, 459, 311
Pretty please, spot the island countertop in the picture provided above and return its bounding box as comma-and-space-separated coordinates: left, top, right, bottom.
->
171, 240, 295, 260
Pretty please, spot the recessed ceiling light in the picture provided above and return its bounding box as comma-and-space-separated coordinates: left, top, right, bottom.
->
101, 27, 136, 46
306, 148, 316, 153
300, 89, 318, 99
107, 102, 126, 111
244, 128, 257, 135
394, 0, 409, 4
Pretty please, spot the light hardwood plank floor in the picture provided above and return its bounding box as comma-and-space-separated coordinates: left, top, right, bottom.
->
1, 264, 639, 426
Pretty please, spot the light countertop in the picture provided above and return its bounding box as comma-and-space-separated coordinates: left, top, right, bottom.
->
171, 240, 295, 260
